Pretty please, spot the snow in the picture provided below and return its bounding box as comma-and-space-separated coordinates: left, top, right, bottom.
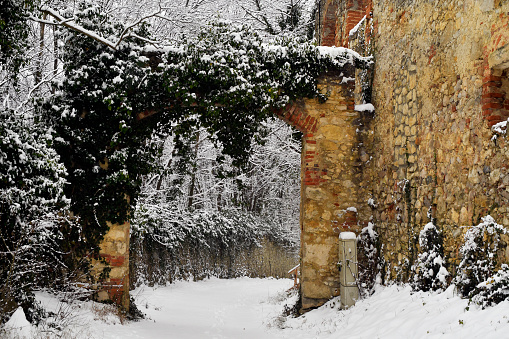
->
341, 76, 355, 83
283, 284, 509, 339
288, 264, 300, 274
492, 119, 508, 135
316, 46, 372, 67
355, 103, 375, 112
6, 278, 509, 338
3, 307, 34, 338
423, 221, 435, 232
39, 6, 117, 50
349, 15, 367, 37
339, 232, 357, 240
346, 206, 357, 212
362, 222, 377, 239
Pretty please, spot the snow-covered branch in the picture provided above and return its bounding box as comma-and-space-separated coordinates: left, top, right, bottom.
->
38, 6, 117, 49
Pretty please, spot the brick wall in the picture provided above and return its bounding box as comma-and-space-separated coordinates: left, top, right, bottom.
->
319, 0, 338, 46
483, 13, 509, 126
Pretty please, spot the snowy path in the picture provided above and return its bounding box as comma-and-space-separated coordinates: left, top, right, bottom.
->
95, 278, 293, 339
7, 277, 509, 338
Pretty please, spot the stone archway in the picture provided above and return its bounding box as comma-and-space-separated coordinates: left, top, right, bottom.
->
94, 65, 369, 312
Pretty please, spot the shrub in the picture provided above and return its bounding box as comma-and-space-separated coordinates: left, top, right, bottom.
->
413, 222, 449, 292
456, 215, 507, 298
471, 264, 509, 308
357, 222, 381, 296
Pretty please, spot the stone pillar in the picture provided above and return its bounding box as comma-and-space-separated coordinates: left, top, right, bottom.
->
288, 66, 368, 311
94, 220, 130, 310
339, 231, 359, 309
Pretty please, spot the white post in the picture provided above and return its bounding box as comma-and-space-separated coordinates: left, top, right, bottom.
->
339, 232, 359, 309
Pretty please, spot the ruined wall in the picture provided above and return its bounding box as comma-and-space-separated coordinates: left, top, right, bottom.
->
313, 0, 509, 285
367, 0, 509, 278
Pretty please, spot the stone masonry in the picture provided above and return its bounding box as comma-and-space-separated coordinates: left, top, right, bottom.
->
315, 0, 509, 285
277, 66, 372, 310
92, 220, 130, 310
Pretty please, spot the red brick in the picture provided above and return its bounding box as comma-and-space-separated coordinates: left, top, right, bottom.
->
482, 92, 505, 99
487, 115, 503, 122
482, 81, 502, 89
483, 86, 504, 95
482, 97, 503, 105
483, 103, 504, 110
483, 75, 503, 82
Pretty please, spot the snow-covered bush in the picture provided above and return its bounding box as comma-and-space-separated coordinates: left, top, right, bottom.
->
0, 0, 33, 74
456, 215, 507, 298
413, 222, 449, 292
357, 222, 381, 296
131, 200, 298, 285
471, 264, 509, 308
0, 109, 77, 324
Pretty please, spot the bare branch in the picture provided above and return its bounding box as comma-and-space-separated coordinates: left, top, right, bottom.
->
115, 6, 163, 48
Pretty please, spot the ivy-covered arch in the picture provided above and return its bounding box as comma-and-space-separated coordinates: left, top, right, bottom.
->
41, 7, 370, 309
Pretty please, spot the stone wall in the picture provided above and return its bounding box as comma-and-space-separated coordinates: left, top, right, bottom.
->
367, 0, 509, 279
312, 0, 509, 294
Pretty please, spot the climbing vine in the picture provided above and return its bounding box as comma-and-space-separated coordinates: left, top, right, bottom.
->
40, 5, 370, 262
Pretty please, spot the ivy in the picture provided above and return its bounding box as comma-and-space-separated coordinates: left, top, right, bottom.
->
40, 5, 370, 271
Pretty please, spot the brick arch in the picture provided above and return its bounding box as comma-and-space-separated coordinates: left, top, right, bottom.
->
321, 1, 338, 47
484, 16, 509, 127
275, 103, 323, 187
340, 0, 372, 47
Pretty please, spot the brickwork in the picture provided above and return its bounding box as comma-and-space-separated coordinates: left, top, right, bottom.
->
93, 220, 130, 310
318, 0, 339, 46
334, 0, 373, 47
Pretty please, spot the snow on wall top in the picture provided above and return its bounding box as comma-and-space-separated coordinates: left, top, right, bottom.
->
355, 103, 375, 112
339, 232, 357, 240
349, 15, 367, 37
317, 46, 371, 67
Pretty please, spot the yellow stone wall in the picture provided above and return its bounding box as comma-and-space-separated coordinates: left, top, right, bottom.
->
284, 68, 374, 310
365, 0, 509, 279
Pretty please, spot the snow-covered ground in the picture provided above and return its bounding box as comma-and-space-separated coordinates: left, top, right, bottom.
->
4, 277, 509, 339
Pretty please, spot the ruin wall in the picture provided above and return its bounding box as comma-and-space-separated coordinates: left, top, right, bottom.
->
364, 0, 509, 279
